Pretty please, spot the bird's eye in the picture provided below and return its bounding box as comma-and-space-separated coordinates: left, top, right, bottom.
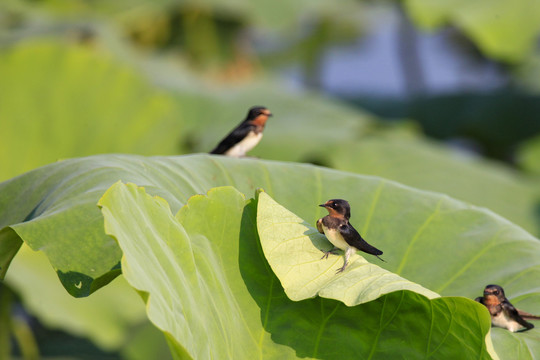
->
493, 290, 499, 295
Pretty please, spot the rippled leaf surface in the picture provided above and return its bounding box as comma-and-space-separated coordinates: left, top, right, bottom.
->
99, 183, 494, 359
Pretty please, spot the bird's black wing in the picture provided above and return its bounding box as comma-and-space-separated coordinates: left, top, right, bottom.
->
475, 296, 485, 305
316, 218, 324, 234
339, 223, 383, 258
210, 122, 255, 154
502, 300, 535, 330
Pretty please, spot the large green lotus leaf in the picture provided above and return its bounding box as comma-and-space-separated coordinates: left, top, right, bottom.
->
0, 154, 539, 356
256, 191, 439, 303
0, 41, 182, 182
4, 244, 147, 350
0, 154, 538, 300
99, 183, 495, 359
403, 0, 540, 62
329, 137, 540, 236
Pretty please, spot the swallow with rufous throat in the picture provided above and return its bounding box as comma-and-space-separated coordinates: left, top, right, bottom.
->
475, 284, 540, 332
316, 199, 384, 273
209, 106, 272, 157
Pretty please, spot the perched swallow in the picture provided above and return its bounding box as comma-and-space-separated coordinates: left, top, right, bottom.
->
316, 199, 384, 273
210, 106, 272, 157
475, 284, 540, 332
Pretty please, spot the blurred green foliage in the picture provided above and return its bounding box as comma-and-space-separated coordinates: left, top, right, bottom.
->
352, 91, 540, 160
0, 41, 182, 182
403, 0, 540, 62
5, 245, 146, 350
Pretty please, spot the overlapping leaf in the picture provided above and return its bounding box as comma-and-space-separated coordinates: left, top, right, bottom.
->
256, 191, 439, 304
99, 184, 287, 359
255, 191, 540, 360
99, 183, 494, 359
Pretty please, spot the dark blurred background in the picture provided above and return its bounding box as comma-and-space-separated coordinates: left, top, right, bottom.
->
1, 0, 540, 358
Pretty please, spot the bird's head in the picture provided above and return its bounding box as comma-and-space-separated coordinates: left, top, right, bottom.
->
319, 199, 351, 219
484, 284, 505, 301
246, 106, 272, 125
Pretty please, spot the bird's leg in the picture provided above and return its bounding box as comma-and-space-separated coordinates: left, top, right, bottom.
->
336, 247, 354, 273
320, 247, 339, 260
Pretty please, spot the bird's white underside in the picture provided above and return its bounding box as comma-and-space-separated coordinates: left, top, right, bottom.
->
224, 131, 263, 157
491, 311, 522, 332
321, 226, 349, 251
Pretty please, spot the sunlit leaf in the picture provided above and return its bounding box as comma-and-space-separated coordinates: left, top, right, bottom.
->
99, 183, 296, 359
99, 183, 495, 359
256, 191, 439, 303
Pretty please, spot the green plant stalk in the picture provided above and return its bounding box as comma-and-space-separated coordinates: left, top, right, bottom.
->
182, 7, 221, 69
11, 314, 39, 360
0, 286, 12, 360
303, 17, 332, 90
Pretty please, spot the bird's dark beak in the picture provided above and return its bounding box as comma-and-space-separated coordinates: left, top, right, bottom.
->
268, 113, 273, 117
319, 204, 327, 208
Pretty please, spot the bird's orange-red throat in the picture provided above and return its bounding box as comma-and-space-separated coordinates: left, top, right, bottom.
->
321, 203, 343, 218
250, 108, 272, 128
484, 295, 499, 307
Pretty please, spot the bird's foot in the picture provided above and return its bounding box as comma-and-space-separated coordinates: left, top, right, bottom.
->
320, 248, 339, 260
335, 258, 349, 274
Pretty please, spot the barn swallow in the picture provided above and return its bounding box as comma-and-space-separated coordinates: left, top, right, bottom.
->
316, 199, 384, 273
475, 284, 540, 332
209, 106, 272, 157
